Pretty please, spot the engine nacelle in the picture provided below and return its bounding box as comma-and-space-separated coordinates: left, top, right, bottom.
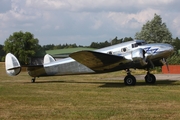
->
131, 48, 147, 66
124, 48, 147, 67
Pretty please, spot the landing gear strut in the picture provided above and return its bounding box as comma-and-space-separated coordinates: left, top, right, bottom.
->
124, 69, 136, 86
145, 71, 156, 84
31, 77, 36, 83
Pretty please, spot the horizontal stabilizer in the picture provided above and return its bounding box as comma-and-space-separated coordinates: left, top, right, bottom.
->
5, 53, 21, 76
44, 54, 56, 64
70, 50, 126, 72
23, 65, 46, 77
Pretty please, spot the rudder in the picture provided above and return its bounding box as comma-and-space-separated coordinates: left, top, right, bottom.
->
5, 53, 21, 76
44, 54, 55, 64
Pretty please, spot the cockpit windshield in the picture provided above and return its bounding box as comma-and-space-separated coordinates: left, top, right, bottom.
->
137, 42, 146, 45
132, 41, 146, 48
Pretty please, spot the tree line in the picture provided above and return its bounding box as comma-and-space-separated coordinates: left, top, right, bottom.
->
1, 14, 180, 64
0, 35, 134, 62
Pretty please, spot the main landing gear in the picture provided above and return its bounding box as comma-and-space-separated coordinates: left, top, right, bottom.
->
144, 72, 156, 84
31, 77, 36, 83
124, 69, 156, 86
124, 69, 136, 85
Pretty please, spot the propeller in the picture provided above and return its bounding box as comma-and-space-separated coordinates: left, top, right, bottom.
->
161, 58, 169, 73
145, 51, 154, 69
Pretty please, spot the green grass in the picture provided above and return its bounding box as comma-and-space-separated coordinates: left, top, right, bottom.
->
1, 62, 180, 119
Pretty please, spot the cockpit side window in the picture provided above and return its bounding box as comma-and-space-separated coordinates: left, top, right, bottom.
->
132, 43, 138, 48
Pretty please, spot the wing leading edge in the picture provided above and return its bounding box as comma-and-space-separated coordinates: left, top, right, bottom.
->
70, 50, 129, 73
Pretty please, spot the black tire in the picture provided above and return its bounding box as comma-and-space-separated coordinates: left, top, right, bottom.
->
124, 75, 136, 86
145, 74, 156, 84
31, 78, 35, 83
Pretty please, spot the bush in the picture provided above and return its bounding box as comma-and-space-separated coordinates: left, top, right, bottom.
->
167, 54, 180, 65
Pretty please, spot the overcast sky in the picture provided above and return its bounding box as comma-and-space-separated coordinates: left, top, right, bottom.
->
0, 0, 180, 46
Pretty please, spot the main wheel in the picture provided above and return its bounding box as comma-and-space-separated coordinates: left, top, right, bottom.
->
31, 78, 35, 83
124, 75, 136, 86
145, 74, 156, 84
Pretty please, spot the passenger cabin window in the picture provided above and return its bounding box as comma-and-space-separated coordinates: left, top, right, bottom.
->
108, 51, 112, 55
121, 47, 127, 52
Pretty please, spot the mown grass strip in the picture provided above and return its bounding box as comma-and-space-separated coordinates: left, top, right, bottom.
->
0, 62, 180, 119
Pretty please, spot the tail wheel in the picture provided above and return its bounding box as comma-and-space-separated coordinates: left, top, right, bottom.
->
124, 75, 136, 86
145, 74, 156, 84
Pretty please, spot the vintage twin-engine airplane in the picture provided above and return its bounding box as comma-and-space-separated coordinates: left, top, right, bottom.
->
5, 40, 174, 85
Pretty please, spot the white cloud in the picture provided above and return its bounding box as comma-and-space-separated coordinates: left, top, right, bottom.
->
0, 0, 11, 13
107, 8, 160, 30
137, 0, 173, 5
26, 0, 68, 10
0, 0, 179, 45
172, 16, 180, 36
91, 20, 103, 30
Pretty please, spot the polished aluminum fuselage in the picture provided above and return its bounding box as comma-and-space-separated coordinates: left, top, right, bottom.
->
29, 40, 174, 77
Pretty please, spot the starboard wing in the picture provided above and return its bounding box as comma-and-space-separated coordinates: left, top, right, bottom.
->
70, 50, 130, 72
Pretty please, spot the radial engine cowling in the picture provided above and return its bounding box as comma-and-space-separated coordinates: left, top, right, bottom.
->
131, 48, 147, 66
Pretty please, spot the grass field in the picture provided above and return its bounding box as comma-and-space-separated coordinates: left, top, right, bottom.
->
1, 62, 180, 120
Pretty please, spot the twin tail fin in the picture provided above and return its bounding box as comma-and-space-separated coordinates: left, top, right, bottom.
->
5, 53, 56, 76
5, 53, 21, 76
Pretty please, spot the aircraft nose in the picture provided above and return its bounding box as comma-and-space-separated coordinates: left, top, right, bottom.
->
169, 44, 174, 52
165, 44, 174, 54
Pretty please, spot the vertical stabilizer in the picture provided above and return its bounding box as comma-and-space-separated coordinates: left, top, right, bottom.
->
5, 53, 21, 76
44, 54, 56, 64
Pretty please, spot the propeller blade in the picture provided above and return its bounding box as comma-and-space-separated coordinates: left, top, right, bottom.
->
161, 58, 169, 73
165, 59, 170, 73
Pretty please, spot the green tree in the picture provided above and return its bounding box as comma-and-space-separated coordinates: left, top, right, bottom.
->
0, 44, 5, 61
90, 42, 99, 48
111, 36, 123, 45
172, 37, 180, 52
135, 14, 172, 43
33, 45, 46, 57
4, 31, 42, 64
99, 41, 111, 48
123, 37, 133, 42
43, 44, 55, 50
